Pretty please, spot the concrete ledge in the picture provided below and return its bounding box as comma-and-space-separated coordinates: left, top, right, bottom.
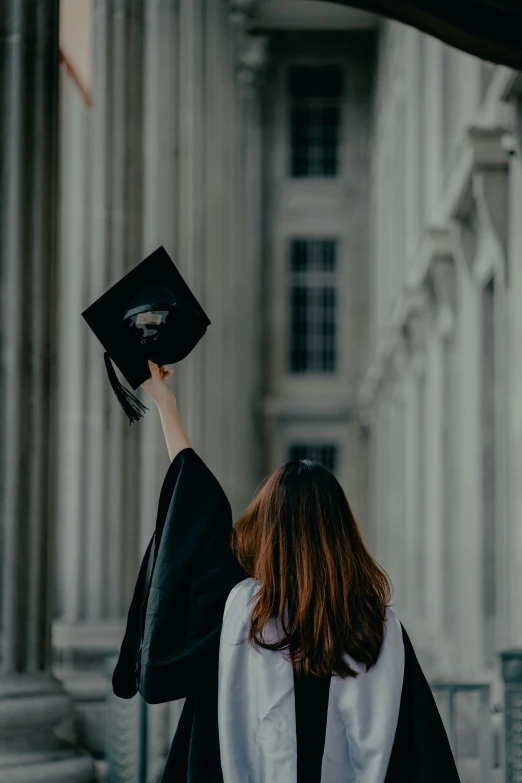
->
258, 396, 359, 420
0, 751, 94, 783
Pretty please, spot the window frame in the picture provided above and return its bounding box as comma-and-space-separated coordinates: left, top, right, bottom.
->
283, 59, 347, 183
287, 236, 339, 375
287, 441, 339, 473
287, 63, 345, 179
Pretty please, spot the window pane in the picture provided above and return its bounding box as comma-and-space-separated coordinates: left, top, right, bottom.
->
288, 443, 338, 473
290, 286, 309, 372
289, 239, 337, 373
288, 66, 343, 178
289, 66, 343, 100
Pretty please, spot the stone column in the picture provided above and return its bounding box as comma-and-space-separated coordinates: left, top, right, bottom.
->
220, 6, 240, 512
454, 252, 483, 675
0, 2, 93, 780
386, 343, 408, 613
105, 0, 144, 621
53, 0, 112, 760
233, 20, 268, 507
140, 1, 179, 777
403, 305, 425, 632
422, 283, 444, 653
201, 0, 245, 514
434, 257, 458, 664
83, 0, 111, 631
139, 0, 178, 560
201, 0, 230, 498
405, 27, 422, 258
371, 395, 384, 560
423, 37, 444, 225
377, 387, 391, 569
507, 98, 522, 649
177, 0, 206, 454
56, 74, 90, 629
404, 306, 433, 654
423, 257, 456, 672
379, 378, 390, 568
53, 0, 147, 761
359, 392, 376, 554
403, 367, 420, 628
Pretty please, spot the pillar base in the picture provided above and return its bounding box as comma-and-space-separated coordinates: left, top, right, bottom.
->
0, 752, 94, 783
0, 673, 95, 782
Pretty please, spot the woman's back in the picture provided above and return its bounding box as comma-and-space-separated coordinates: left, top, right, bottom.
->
112, 447, 461, 783
218, 577, 405, 783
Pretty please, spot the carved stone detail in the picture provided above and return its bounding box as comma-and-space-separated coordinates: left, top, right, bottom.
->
427, 255, 456, 340
237, 34, 269, 88
451, 127, 508, 282
404, 307, 428, 377
471, 169, 508, 281
229, 0, 268, 93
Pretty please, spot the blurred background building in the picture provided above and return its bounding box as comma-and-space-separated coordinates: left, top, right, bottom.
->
1, 0, 522, 781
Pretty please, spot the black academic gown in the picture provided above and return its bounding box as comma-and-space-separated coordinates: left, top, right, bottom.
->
112, 447, 461, 783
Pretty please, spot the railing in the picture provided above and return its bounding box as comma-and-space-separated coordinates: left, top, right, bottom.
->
104, 654, 148, 783
430, 681, 497, 783
500, 650, 522, 783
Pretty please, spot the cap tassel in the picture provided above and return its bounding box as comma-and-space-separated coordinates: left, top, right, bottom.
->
103, 351, 149, 424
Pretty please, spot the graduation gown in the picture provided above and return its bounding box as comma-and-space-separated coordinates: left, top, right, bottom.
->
112, 446, 461, 783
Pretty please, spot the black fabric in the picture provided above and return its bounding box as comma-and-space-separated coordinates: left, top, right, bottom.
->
110, 532, 155, 699
112, 446, 461, 782
385, 625, 461, 782
112, 447, 247, 705
160, 671, 334, 783
162, 685, 224, 783
294, 673, 332, 783
323, 0, 522, 69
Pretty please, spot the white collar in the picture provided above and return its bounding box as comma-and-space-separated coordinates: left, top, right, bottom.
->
218, 577, 405, 783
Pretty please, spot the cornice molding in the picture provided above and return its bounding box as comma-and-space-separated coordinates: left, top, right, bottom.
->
448, 126, 509, 223
229, 0, 269, 94
258, 395, 359, 422
236, 33, 269, 89
501, 70, 522, 102
426, 255, 457, 339
470, 169, 508, 283
405, 224, 457, 290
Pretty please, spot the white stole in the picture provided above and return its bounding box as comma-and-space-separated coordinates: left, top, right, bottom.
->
218, 577, 405, 783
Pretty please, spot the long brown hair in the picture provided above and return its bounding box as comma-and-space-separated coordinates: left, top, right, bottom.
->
230, 459, 391, 679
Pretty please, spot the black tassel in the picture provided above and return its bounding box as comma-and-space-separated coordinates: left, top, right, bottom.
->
103, 351, 149, 424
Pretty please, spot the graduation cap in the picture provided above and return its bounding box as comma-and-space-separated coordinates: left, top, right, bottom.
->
82, 246, 210, 424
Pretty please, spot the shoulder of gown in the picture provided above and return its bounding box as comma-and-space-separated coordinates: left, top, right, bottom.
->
112, 446, 248, 704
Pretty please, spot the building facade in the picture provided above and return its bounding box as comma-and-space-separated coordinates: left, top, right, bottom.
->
361, 20, 522, 781
52, 1, 268, 779
363, 20, 521, 675
2, 1, 522, 781
260, 26, 375, 526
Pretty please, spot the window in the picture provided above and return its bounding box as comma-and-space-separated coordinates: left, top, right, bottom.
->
288, 443, 338, 473
289, 238, 337, 373
288, 65, 343, 178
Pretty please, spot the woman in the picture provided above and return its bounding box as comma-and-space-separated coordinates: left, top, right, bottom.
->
112, 360, 461, 783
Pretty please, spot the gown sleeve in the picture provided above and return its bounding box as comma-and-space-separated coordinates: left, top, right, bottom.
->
112, 446, 248, 705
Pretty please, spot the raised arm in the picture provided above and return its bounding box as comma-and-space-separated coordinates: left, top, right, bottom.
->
141, 359, 191, 462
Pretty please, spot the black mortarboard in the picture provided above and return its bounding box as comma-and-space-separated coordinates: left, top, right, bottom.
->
82, 246, 210, 424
